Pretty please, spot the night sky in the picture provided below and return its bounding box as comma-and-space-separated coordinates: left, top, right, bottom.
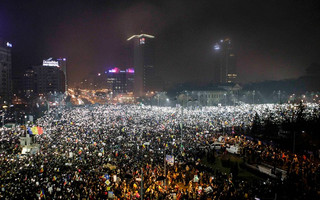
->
1, 0, 320, 87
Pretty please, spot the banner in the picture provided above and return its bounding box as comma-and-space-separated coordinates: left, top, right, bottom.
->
166, 155, 174, 166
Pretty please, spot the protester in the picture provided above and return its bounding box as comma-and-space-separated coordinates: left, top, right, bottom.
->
0, 103, 319, 199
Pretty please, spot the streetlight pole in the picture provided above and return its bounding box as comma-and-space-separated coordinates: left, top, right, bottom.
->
141, 167, 143, 200
180, 106, 183, 152
252, 90, 255, 104
278, 90, 281, 104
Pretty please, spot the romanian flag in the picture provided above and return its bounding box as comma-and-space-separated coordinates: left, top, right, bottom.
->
52, 176, 57, 181
37, 126, 43, 135
27, 127, 33, 135
40, 189, 45, 199
40, 168, 44, 173
31, 126, 38, 135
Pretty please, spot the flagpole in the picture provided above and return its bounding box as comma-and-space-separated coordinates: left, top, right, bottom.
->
141, 167, 143, 200
164, 146, 166, 187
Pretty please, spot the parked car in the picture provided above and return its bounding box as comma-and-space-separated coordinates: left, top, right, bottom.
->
226, 145, 242, 154
210, 142, 224, 150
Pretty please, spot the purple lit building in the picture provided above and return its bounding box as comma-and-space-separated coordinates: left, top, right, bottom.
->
105, 67, 134, 94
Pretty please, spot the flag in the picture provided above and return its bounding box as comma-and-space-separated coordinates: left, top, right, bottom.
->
52, 176, 56, 181
40, 189, 45, 199
40, 168, 44, 173
37, 126, 43, 135
27, 127, 33, 135
31, 126, 38, 135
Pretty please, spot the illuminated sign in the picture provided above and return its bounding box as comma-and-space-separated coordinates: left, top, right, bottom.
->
43, 60, 59, 67
108, 67, 120, 73
126, 68, 134, 73
6, 42, 12, 47
107, 67, 134, 74
139, 37, 145, 44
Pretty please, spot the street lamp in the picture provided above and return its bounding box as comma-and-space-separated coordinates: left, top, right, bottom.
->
278, 90, 281, 104
252, 90, 255, 104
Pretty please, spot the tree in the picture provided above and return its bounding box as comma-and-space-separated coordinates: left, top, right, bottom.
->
250, 113, 262, 138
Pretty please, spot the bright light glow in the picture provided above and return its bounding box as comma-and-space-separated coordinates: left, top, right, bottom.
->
98, 73, 101, 76
127, 34, 155, 41
63, 58, 66, 61
214, 44, 220, 50
108, 67, 120, 73
126, 68, 134, 73
6, 42, 12, 47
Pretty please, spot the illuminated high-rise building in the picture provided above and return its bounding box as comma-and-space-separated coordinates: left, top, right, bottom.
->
57, 58, 68, 92
105, 67, 134, 94
127, 33, 155, 97
26, 58, 66, 95
0, 40, 12, 102
214, 38, 237, 83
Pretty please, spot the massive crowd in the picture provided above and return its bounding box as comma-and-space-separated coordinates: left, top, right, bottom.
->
0, 103, 320, 199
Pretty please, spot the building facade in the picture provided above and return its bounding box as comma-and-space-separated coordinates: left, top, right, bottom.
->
32, 64, 65, 94
105, 67, 134, 94
0, 41, 12, 102
127, 33, 155, 96
214, 38, 237, 83
43, 58, 67, 92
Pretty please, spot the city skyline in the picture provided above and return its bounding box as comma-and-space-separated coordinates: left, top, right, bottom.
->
1, 0, 320, 87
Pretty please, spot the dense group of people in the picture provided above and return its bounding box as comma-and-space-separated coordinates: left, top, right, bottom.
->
0, 103, 320, 199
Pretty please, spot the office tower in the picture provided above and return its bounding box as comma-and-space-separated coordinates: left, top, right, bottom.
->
214, 38, 237, 83
43, 58, 67, 92
57, 58, 68, 92
127, 33, 155, 96
105, 67, 134, 94
22, 69, 36, 96
30, 58, 65, 94
0, 40, 12, 102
